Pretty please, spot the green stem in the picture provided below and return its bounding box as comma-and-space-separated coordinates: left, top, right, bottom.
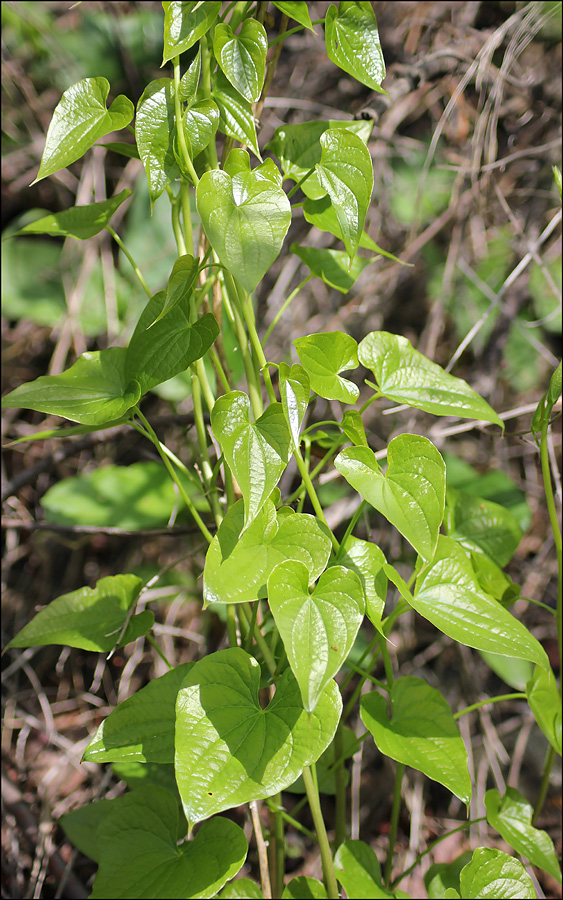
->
180, 180, 194, 256
169, 188, 187, 256
287, 166, 316, 199
264, 798, 316, 841
333, 726, 347, 850
302, 766, 339, 899
454, 693, 526, 719
269, 793, 285, 900
173, 57, 200, 187
533, 745, 556, 825
145, 633, 173, 669
358, 390, 383, 415
190, 368, 222, 528
262, 275, 312, 347
293, 446, 339, 552
238, 604, 277, 676
390, 817, 487, 889
384, 763, 404, 890
223, 271, 263, 417
335, 501, 367, 560
105, 226, 152, 299
540, 415, 562, 694
268, 18, 325, 47
226, 604, 239, 648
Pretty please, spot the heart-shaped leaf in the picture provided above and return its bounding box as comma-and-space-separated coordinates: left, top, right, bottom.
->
272, 3, 316, 32
181, 98, 219, 160
197, 150, 290, 293
485, 787, 561, 883
162, 1, 221, 65
84, 663, 194, 764
526, 665, 562, 755
211, 392, 291, 529
204, 499, 331, 606
335, 435, 446, 561
175, 648, 342, 823
212, 70, 261, 161
1, 347, 140, 425
125, 292, 218, 395
412, 536, 549, 670
334, 840, 393, 899
291, 244, 376, 293
135, 78, 180, 207
268, 561, 364, 712
324, 2, 386, 93
213, 20, 267, 102
7, 575, 152, 652
14, 189, 132, 240
90, 786, 247, 899
458, 848, 536, 899
445, 489, 522, 567
265, 119, 373, 200
337, 536, 386, 631
293, 332, 359, 403
359, 332, 504, 426
361, 677, 471, 803
279, 362, 310, 449
33, 77, 134, 183
316, 129, 374, 259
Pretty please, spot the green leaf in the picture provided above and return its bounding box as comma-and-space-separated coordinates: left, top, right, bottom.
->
111, 762, 179, 799
162, 1, 221, 65
478, 650, 533, 692
152, 254, 199, 325
13, 190, 132, 240
197, 150, 291, 293
359, 332, 504, 426
212, 70, 261, 160
181, 98, 219, 160
272, 3, 316, 32
316, 128, 374, 259
221, 878, 265, 899
293, 331, 359, 403
412, 536, 549, 670
443, 452, 531, 532
325, 2, 386, 93
1, 347, 140, 425
125, 292, 218, 395
424, 853, 473, 900
40, 461, 205, 529
213, 20, 267, 102
458, 848, 536, 899
485, 787, 561, 883
340, 409, 368, 446
291, 244, 376, 293
268, 560, 364, 712
532, 361, 562, 434
211, 392, 291, 529
335, 435, 446, 561
59, 800, 115, 863
265, 119, 373, 200
526, 665, 562, 755
174, 648, 342, 823
204, 499, 331, 606
469, 553, 521, 607
334, 840, 393, 898
90, 787, 247, 899
84, 663, 193, 764
337, 536, 386, 631
178, 47, 201, 102
285, 725, 357, 795
361, 677, 471, 803
279, 362, 310, 449
33, 77, 134, 183
6, 575, 152, 652
445, 489, 522, 567
135, 78, 180, 207
303, 195, 402, 259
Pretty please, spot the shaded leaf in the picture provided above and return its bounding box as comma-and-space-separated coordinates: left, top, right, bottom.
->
526, 665, 562, 755
14, 190, 132, 240
291, 244, 376, 293
445, 489, 522, 567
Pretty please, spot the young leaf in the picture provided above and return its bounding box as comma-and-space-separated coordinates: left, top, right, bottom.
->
316, 128, 374, 259
334, 840, 393, 899
291, 244, 376, 293
203, 499, 332, 606
211, 392, 291, 529
279, 362, 310, 449
84, 663, 194, 764
293, 331, 359, 403
1, 347, 140, 425
335, 435, 446, 561
338, 536, 387, 632
531, 360, 562, 435
174, 648, 342, 823
178, 46, 201, 101
445, 489, 522, 567
197, 150, 291, 293
181, 98, 220, 160
90, 787, 247, 900
135, 78, 180, 207
162, 1, 221, 65
526, 665, 562, 755
212, 70, 262, 160
412, 536, 549, 670
152, 254, 199, 324
213, 20, 267, 102
359, 332, 504, 426
341, 409, 368, 446
360, 677, 471, 803
265, 118, 373, 200
458, 848, 536, 899
125, 292, 218, 395
484, 787, 561, 883
13, 189, 132, 241
268, 560, 364, 712
324, 2, 386, 93
271, 2, 316, 32
33, 78, 134, 183
6, 575, 152, 652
